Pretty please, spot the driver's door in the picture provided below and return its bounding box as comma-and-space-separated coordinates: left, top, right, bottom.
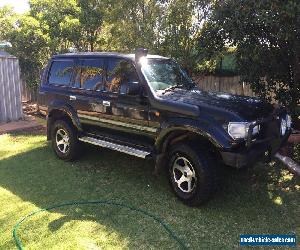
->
100, 57, 156, 140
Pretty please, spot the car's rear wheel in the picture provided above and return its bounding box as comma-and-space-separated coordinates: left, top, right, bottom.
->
51, 120, 79, 161
168, 143, 217, 206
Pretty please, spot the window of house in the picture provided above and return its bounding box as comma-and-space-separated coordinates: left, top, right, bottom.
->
48, 60, 74, 86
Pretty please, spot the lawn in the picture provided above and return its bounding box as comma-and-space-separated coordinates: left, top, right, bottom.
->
0, 132, 299, 249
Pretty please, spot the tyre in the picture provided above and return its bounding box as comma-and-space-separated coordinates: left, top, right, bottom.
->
51, 119, 79, 161
168, 143, 217, 206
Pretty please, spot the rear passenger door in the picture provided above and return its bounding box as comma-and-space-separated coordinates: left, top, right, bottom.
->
68, 57, 106, 132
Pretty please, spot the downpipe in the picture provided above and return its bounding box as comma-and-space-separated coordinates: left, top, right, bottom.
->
275, 153, 300, 176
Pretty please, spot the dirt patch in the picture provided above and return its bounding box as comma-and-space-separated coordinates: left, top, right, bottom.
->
11, 126, 46, 135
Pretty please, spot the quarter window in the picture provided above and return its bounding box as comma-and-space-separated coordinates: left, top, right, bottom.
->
105, 58, 138, 93
48, 60, 74, 86
75, 59, 105, 90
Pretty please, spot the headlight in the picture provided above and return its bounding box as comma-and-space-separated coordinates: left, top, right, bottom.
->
228, 122, 260, 140
286, 114, 292, 129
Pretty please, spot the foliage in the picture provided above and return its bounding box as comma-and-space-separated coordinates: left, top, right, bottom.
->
196, 47, 238, 76
200, 0, 300, 117
77, 0, 103, 51
29, 0, 80, 53
101, 0, 211, 73
292, 143, 300, 164
7, 15, 50, 88
100, 0, 162, 52
0, 5, 17, 41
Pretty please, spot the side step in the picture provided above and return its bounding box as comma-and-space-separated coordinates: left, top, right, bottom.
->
78, 136, 151, 159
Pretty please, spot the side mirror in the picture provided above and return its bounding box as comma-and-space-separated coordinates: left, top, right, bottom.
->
121, 81, 142, 96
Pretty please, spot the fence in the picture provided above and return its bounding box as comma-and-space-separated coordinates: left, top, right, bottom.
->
21, 80, 38, 102
0, 54, 23, 122
193, 75, 255, 96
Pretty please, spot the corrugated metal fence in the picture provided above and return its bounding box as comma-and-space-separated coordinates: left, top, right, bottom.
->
0, 55, 23, 122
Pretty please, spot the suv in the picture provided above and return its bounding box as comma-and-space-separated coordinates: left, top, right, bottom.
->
38, 49, 291, 206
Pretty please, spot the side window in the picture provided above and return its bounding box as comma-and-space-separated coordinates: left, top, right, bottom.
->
74, 58, 105, 90
48, 60, 74, 86
105, 58, 138, 93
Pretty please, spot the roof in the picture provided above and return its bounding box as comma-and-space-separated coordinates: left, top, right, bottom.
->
0, 50, 17, 58
52, 52, 169, 60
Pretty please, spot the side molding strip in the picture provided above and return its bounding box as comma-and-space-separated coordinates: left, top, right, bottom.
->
78, 114, 157, 133
78, 136, 151, 158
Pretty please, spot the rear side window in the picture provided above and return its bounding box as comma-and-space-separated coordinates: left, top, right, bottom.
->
48, 60, 74, 86
105, 58, 138, 93
74, 58, 105, 90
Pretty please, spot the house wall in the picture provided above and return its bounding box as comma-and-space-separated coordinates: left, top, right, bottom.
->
0, 55, 23, 123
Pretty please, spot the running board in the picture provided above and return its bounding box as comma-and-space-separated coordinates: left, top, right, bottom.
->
78, 136, 151, 159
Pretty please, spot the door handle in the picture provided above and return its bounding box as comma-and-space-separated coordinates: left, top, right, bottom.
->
103, 100, 110, 107
70, 95, 76, 101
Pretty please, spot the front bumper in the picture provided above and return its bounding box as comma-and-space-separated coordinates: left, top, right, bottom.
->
221, 127, 291, 168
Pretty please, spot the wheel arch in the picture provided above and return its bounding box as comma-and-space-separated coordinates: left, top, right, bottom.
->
47, 105, 82, 140
157, 128, 222, 161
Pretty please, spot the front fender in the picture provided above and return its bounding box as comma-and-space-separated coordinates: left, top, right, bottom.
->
155, 117, 234, 153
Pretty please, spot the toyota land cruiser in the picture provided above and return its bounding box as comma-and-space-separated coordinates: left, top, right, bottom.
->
38, 48, 291, 206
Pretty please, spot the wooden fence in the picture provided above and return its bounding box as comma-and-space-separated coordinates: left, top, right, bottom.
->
21, 80, 37, 102
193, 75, 255, 96
21, 75, 255, 102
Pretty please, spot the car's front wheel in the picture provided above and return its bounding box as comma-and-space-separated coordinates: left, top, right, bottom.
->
51, 120, 79, 161
168, 143, 217, 206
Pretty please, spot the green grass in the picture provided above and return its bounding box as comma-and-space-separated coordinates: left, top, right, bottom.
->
0, 132, 299, 249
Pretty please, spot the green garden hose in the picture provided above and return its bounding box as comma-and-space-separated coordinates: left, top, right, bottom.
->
13, 200, 188, 250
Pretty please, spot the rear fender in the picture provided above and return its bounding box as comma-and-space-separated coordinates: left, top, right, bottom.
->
47, 100, 82, 140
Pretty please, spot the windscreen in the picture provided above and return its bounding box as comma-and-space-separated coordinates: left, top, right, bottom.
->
141, 58, 194, 92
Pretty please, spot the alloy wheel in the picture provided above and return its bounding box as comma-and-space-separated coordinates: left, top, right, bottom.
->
56, 128, 70, 154
172, 156, 197, 193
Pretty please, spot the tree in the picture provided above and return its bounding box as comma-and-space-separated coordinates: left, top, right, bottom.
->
29, 0, 103, 52
200, 0, 300, 117
159, 0, 211, 73
100, 0, 162, 52
29, 0, 80, 53
0, 5, 17, 41
101, 0, 211, 73
7, 15, 50, 88
78, 0, 103, 51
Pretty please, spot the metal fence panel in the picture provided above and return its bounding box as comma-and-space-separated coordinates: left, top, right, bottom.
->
0, 55, 23, 123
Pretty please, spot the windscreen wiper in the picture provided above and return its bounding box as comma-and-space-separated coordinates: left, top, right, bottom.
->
162, 84, 185, 94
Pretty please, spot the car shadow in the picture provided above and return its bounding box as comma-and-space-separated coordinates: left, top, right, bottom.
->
0, 139, 299, 249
